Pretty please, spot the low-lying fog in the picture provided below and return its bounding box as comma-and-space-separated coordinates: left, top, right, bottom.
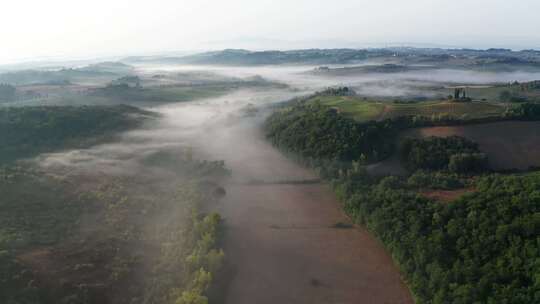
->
138, 63, 540, 96
38, 88, 305, 182
37, 63, 540, 180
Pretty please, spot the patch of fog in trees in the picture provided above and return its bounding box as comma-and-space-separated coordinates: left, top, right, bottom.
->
135, 63, 540, 98
34, 64, 540, 177
34, 88, 301, 181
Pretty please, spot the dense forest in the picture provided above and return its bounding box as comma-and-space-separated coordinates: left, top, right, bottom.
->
265, 98, 540, 303
333, 170, 540, 304
0, 105, 154, 163
265, 102, 396, 163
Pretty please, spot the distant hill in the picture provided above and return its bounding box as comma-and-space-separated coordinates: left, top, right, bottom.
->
308, 64, 431, 76
0, 62, 134, 85
121, 47, 540, 67
78, 61, 134, 74
123, 49, 370, 65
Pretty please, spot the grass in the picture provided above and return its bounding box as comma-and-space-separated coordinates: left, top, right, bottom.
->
314, 95, 507, 122
311, 96, 385, 121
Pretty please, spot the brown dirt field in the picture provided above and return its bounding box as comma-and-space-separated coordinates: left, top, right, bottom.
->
220, 183, 412, 304
404, 121, 540, 170
204, 119, 413, 303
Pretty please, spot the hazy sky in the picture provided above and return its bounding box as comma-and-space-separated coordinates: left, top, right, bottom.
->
1, 0, 539, 63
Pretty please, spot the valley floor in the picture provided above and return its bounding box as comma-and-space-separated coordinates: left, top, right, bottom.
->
161, 90, 413, 303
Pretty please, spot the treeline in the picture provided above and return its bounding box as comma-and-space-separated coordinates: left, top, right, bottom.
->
0, 105, 154, 163
318, 86, 356, 96
499, 80, 540, 103
504, 102, 540, 120
177, 211, 224, 304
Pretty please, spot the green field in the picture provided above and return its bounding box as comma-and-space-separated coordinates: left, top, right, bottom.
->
313, 95, 507, 122
310, 96, 386, 121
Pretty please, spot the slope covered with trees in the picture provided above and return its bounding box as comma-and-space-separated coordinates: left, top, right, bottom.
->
265, 102, 396, 163
0, 105, 154, 163
333, 170, 540, 304
265, 97, 540, 303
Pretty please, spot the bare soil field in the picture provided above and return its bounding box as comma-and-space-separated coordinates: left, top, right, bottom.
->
202, 109, 413, 303
404, 121, 540, 170
221, 182, 413, 304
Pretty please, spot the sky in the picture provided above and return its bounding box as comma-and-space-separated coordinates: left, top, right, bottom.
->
1, 0, 540, 64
